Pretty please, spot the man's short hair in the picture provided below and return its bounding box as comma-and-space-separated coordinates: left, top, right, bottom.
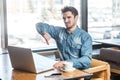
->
61, 6, 78, 17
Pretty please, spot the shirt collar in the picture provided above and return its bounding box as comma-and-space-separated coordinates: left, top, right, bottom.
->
66, 26, 79, 34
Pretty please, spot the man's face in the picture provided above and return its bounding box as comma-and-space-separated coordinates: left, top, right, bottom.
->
62, 11, 78, 30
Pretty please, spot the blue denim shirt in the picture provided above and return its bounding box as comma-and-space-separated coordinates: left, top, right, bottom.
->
36, 22, 92, 69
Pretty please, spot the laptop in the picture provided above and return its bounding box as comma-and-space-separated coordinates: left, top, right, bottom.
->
8, 46, 57, 74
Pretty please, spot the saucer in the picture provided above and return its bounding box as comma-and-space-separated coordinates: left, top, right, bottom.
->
61, 68, 76, 72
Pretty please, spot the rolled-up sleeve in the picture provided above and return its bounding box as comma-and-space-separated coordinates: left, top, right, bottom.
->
36, 22, 49, 35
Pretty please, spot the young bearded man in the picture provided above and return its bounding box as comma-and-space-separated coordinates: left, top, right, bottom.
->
36, 6, 92, 72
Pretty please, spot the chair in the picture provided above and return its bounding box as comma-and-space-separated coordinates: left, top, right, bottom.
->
84, 59, 110, 80
54, 52, 110, 80
99, 47, 120, 70
97, 47, 120, 79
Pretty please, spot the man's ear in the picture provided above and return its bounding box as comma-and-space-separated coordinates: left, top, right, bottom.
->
75, 15, 79, 21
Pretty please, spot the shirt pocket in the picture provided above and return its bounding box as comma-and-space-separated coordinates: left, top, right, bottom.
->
69, 43, 82, 58
71, 43, 82, 49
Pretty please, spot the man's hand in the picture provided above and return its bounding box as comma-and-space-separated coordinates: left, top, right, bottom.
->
53, 61, 66, 70
42, 32, 51, 45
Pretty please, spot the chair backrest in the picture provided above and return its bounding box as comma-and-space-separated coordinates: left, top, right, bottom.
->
99, 48, 120, 71
84, 59, 110, 80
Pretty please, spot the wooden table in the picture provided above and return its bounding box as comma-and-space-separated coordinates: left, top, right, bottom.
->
0, 54, 91, 80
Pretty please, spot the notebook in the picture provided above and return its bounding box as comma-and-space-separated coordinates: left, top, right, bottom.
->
8, 46, 57, 74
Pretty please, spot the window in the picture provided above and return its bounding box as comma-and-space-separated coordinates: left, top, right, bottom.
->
0, 16, 1, 49
0, 0, 2, 48
0, 0, 7, 50
88, 0, 120, 40
7, 0, 81, 50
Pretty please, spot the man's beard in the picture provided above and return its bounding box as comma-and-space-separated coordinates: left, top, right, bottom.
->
66, 23, 75, 30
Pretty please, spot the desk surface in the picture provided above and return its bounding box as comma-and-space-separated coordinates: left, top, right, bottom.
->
94, 39, 120, 47
0, 54, 91, 80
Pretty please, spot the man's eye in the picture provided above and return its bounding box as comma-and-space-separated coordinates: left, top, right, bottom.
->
67, 17, 71, 19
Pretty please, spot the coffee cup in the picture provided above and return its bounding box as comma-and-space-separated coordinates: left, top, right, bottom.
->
62, 61, 75, 72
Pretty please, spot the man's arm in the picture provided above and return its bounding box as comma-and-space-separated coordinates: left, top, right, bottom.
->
68, 35, 92, 69
36, 22, 62, 41
36, 22, 54, 45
